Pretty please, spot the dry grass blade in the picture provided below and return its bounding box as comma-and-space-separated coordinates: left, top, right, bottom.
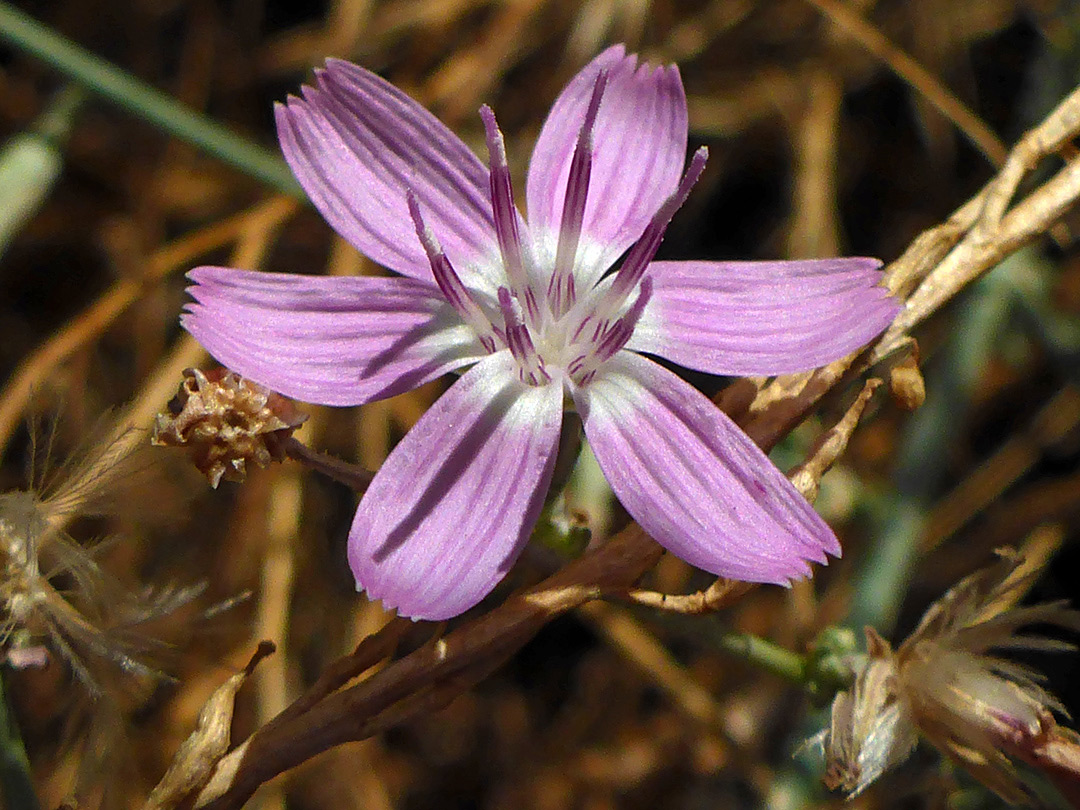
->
801, 0, 1008, 167
0, 196, 298, 456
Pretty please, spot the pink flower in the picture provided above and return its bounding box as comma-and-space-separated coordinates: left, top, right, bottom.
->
183, 46, 899, 620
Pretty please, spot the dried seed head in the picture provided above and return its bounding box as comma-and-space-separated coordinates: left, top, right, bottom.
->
811, 628, 918, 797
152, 368, 308, 487
1, 488, 203, 697
814, 549, 1080, 803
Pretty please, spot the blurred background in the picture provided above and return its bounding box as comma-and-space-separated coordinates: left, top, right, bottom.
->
2, 0, 1080, 808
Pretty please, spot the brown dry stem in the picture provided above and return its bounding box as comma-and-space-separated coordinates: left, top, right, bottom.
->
281, 437, 375, 492
745, 82, 1080, 447
789, 378, 882, 505
875, 82, 1080, 359
623, 578, 752, 616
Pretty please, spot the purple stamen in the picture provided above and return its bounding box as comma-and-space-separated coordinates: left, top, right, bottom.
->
568, 278, 654, 385
498, 287, 549, 384
407, 191, 494, 344
594, 277, 653, 362
523, 287, 541, 324
548, 70, 608, 317
563, 273, 576, 308
605, 147, 708, 304
482, 107, 531, 305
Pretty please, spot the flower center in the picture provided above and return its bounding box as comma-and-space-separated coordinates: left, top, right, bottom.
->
409, 70, 708, 390
493, 276, 653, 387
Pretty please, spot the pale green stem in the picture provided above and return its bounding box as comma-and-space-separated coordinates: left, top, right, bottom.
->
0, 2, 302, 198
715, 631, 806, 684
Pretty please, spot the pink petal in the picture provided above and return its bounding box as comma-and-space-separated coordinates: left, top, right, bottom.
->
626, 258, 899, 376
349, 351, 563, 620
182, 266, 485, 406
276, 60, 500, 286
526, 45, 688, 288
575, 352, 839, 584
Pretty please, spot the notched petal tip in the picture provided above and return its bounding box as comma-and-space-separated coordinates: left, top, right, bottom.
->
274, 57, 499, 285
278, 93, 306, 113
186, 264, 236, 286
525, 44, 690, 286
629, 257, 900, 377
321, 56, 364, 79
348, 353, 563, 621
578, 353, 840, 586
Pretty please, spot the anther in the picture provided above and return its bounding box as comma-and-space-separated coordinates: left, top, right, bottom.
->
407, 191, 496, 347
481, 107, 532, 310
568, 278, 653, 384
548, 70, 608, 317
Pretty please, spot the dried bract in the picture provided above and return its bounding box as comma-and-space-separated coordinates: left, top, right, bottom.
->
143, 642, 274, 810
889, 348, 926, 411
814, 550, 1080, 803
152, 367, 308, 487
816, 628, 918, 796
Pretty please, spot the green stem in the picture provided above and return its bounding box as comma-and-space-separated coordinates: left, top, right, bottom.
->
715, 631, 806, 684
0, 673, 39, 810
0, 2, 302, 198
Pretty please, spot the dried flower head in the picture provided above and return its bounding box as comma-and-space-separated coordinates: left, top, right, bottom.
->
152, 367, 308, 487
2, 423, 214, 804
813, 549, 1080, 804
1, 474, 202, 697
817, 627, 918, 796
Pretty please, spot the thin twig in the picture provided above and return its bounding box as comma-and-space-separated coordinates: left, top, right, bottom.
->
743, 84, 1080, 452
789, 378, 882, 504
921, 387, 1080, 551
623, 578, 751, 615
282, 438, 374, 493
